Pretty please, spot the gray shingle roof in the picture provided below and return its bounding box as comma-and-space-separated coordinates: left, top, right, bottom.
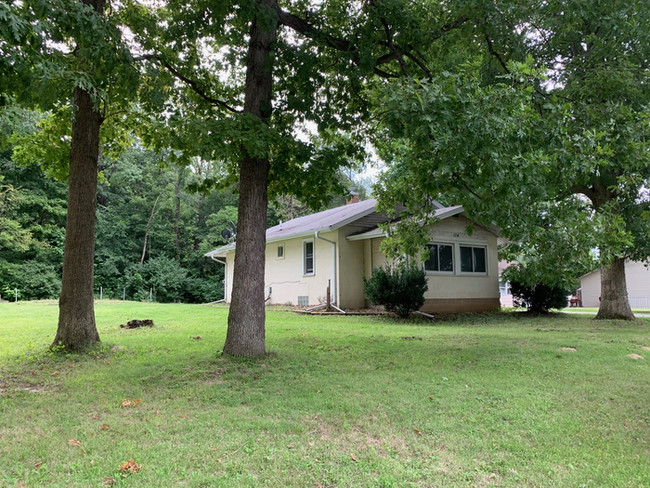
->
205, 199, 380, 258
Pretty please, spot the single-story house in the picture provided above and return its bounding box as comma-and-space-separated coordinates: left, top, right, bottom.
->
580, 261, 650, 308
206, 199, 500, 313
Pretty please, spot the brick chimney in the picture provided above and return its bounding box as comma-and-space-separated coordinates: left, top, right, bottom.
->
346, 192, 359, 205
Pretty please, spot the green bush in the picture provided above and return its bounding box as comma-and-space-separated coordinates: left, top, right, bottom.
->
364, 265, 428, 318
510, 280, 569, 313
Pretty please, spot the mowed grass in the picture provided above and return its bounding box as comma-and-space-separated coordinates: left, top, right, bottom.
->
1, 302, 649, 487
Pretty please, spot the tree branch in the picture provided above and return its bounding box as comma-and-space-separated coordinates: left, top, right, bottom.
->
483, 32, 509, 73
133, 54, 241, 113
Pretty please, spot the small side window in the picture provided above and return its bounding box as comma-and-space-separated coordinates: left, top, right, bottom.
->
303, 240, 314, 275
277, 245, 284, 258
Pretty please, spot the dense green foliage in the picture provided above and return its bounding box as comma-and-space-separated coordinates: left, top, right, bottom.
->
0, 111, 233, 302
0, 107, 368, 303
372, 0, 649, 317
364, 265, 428, 318
506, 265, 571, 313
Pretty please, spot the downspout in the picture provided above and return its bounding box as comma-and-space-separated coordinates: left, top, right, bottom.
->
209, 254, 227, 303
315, 231, 337, 305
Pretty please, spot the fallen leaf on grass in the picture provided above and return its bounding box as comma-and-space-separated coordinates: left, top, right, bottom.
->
191, 336, 203, 340
68, 439, 82, 447
103, 476, 115, 486
414, 429, 422, 436
34, 461, 43, 469
350, 452, 358, 462
51, 371, 60, 376
118, 459, 141, 474
428, 396, 434, 401
90, 459, 95, 466
99, 424, 110, 430
17, 482, 25, 488
120, 399, 143, 408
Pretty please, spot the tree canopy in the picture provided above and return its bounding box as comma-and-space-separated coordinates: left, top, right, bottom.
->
372, 0, 650, 319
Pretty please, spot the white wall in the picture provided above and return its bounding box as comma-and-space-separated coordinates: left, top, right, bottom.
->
581, 261, 650, 308
422, 216, 500, 301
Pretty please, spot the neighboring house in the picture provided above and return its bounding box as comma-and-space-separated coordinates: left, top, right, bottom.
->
206, 199, 500, 313
580, 261, 650, 308
498, 260, 514, 308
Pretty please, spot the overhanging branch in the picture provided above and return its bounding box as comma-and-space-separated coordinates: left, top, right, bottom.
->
133, 54, 241, 114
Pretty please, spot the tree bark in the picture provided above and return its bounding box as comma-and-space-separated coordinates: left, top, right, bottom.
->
223, 0, 277, 357
595, 257, 635, 320
52, 0, 106, 350
53, 86, 103, 350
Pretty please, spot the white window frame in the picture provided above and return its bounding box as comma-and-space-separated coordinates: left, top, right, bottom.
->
303, 239, 315, 276
276, 244, 285, 260
458, 244, 488, 275
423, 242, 455, 275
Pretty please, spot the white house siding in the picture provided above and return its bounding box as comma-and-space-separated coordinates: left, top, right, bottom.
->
336, 225, 366, 309
223, 230, 340, 306
360, 216, 500, 313
580, 261, 650, 308
580, 270, 601, 307
420, 216, 500, 313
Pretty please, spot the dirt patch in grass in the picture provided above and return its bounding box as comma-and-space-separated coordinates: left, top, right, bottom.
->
626, 353, 644, 360
0, 378, 51, 395
560, 347, 577, 352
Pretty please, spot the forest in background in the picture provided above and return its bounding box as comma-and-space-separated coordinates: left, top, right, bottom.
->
0, 110, 368, 303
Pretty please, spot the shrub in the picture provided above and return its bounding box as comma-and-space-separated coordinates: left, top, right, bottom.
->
504, 264, 571, 313
510, 280, 569, 313
364, 265, 428, 318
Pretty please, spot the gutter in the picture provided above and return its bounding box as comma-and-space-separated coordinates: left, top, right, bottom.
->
315, 231, 338, 306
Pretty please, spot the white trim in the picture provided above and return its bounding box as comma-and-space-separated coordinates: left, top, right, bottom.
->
347, 228, 387, 241
457, 244, 488, 276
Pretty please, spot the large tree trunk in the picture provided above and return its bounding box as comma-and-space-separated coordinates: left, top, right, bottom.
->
53, 86, 103, 350
595, 257, 635, 320
52, 0, 106, 350
222, 0, 277, 357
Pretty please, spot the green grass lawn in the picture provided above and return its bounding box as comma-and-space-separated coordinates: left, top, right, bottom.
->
1, 301, 649, 487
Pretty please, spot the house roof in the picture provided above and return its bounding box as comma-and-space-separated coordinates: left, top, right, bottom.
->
346, 205, 465, 241
204, 199, 485, 259
205, 199, 381, 258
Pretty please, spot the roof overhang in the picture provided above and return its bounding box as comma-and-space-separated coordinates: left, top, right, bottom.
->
346, 206, 468, 241
204, 243, 236, 258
